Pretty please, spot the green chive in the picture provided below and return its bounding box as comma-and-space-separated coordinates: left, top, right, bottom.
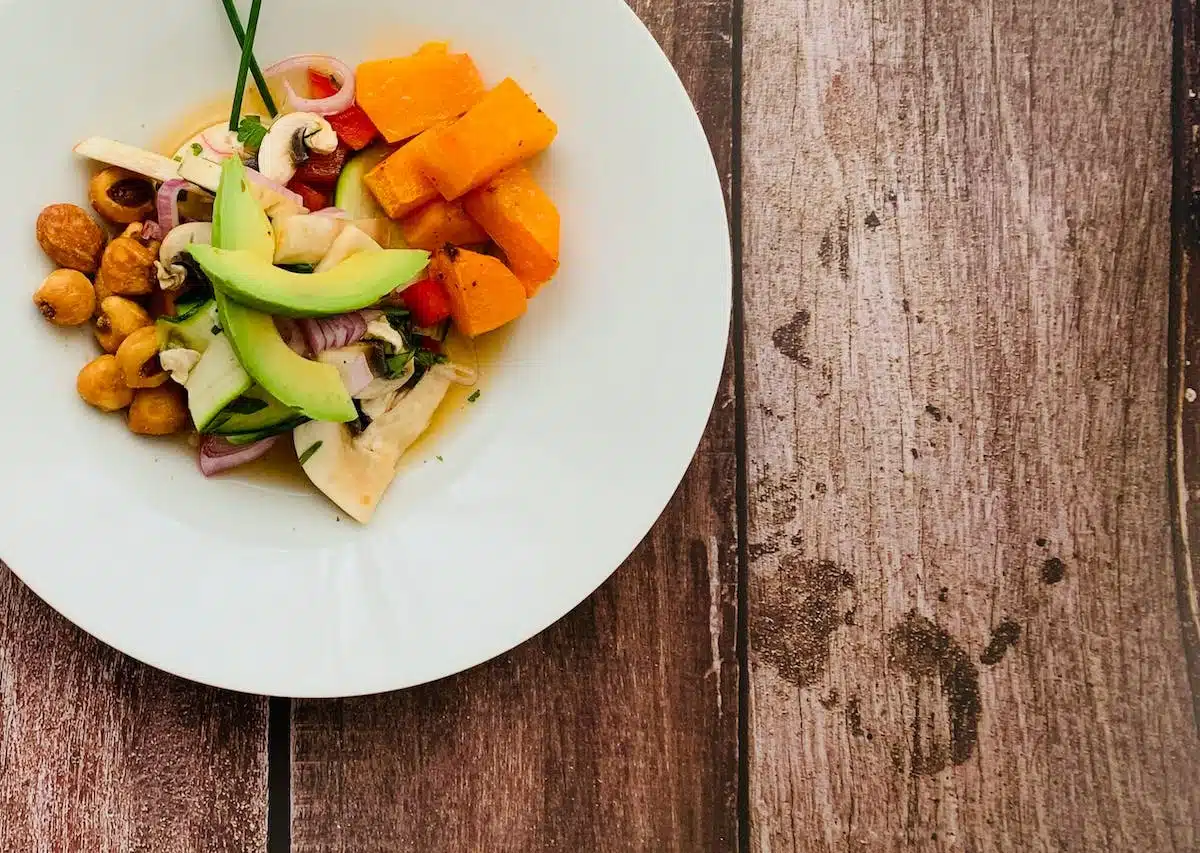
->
467, 390, 481, 403
229, 0, 267, 132
220, 0, 278, 119
298, 441, 323, 467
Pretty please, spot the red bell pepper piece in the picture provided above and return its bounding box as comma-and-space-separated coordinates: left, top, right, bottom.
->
401, 278, 454, 327
286, 178, 329, 212
308, 70, 380, 151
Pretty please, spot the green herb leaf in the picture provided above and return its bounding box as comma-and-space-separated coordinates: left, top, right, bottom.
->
467, 390, 481, 403
436, 455, 444, 463
298, 441, 323, 467
222, 397, 269, 416
414, 349, 449, 370
278, 262, 316, 274
236, 115, 269, 151
385, 349, 415, 378
190, 142, 204, 156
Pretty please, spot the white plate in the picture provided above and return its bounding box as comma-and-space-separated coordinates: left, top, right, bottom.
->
0, 0, 729, 696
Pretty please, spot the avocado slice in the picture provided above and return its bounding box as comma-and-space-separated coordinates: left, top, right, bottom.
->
211, 157, 357, 423
189, 244, 430, 317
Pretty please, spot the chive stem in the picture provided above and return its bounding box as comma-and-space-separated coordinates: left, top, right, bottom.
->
220, 0, 278, 118
227, 0, 274, 131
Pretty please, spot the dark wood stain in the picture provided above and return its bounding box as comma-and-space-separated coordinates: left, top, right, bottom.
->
924, 404, 944, 422
980, 620, 1021, 666
1041, 557, 1066, 585
771, 310, 813, 367
888, 611, 981, 774
846, 696, 865, 737
753, 558, 855, 687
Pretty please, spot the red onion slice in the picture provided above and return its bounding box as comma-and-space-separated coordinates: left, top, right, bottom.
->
202, 128, 235, 156
299, 312, 371, 355
198, 435, 278, 477
340, 351, 376, 396
139, 220, 164, 242
274, 317, 310, 356
263, 54, 355, 116
156, 179, 196, 232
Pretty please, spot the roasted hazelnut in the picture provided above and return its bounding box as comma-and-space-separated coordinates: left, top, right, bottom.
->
89, 167, 156, 225
116, 326, 168, 389
128, 384, 189, 435
96, 222, 161, 297
77, 354, 133, 412
33, 269, 95, 326
36, 203, 106, 273
94, 296, 151, 353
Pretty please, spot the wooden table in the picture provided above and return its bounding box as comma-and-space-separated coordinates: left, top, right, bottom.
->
3, 1, 1199, 850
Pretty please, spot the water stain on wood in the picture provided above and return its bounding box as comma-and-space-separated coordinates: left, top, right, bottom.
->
1041, 557, 1066, 584
846, 695, 865, 737
771, 310, 813, 367
980, 620, 1021, 665
888, 610, 981, 774
753, 557, 856, 687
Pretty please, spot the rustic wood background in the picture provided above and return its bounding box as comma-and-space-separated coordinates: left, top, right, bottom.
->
2, 0, 1199, 850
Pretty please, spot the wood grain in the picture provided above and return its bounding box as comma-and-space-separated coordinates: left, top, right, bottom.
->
743, 0, 1200, 850
289, 1, 738, 851
1171, 0, 1200, 724
0, 567, 267, 852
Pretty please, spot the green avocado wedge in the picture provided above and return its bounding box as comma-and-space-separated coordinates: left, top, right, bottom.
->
211, 157, 357, 423
189, 244, 430, 317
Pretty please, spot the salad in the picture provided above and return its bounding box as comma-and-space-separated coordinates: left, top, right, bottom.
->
31, 0, 560, 524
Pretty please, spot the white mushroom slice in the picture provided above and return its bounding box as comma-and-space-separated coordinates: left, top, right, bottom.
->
273, 214, 347, 265
159, 222, 213, 265
294, 368, 454, 523
74, 137, 180, 182
155, 261, 188, 291
160, 348, 202, 385
257, 113, 338, 185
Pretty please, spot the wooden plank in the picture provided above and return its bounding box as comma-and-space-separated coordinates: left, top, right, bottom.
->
0, 566, 268, 852
743, 0, 1200, 850
1170, 0, 1200, 723
289, 1, 738, 850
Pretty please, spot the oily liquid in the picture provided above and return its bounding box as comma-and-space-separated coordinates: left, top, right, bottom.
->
157, 97, 515, 491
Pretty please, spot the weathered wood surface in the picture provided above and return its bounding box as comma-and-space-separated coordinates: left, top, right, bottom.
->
743, 0, 1200, 851
288, 1, 738, 851
1171, 0, 1200, 724
0, 567, 268, 852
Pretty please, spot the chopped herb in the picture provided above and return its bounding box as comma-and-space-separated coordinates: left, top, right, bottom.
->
279, 262, 315, 274
385, 349, 415, 378
236, 115, 269, 151
414, 348, 449, 370
436, 455, 444, 463
206, 413, 233, 432
222, 397, 269, 416
297, 441, 323, 466
211, 325, 223, 336
172, 154, 183, 163
467, 390, 481, 403
190, 142, 204, 156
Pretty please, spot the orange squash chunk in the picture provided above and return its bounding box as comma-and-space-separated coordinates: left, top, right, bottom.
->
463, 167, 560, 295
399, 200, 488, 251
430, 246, 527, 338
356, 44, 485, 143
419, 79, 558, 200
363, 127, 441, 219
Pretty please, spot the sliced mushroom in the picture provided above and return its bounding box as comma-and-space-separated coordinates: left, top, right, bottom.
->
257, 113, 338, 186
